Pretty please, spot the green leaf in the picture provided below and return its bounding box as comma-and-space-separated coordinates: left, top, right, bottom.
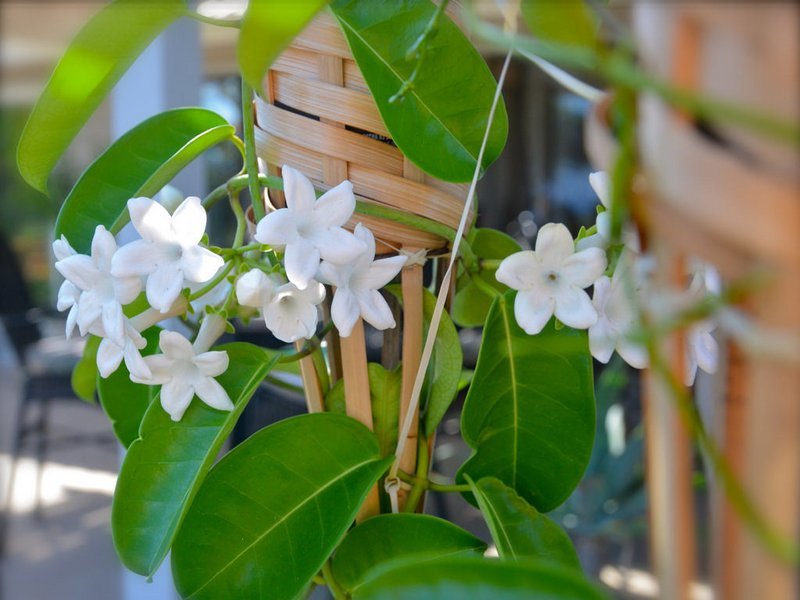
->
521, 0, 599, 50
354, 557, 610, 600
55, 108, 233, 253
467, 476, 580, 569
71, 335, 101, 403
238, 0, 329, 93
97, 327, 161, 448
171, 413, 392, 600
111, 343, 277, 576
332, 514, 486, 594
457, 292, 595, 512
331, 0, 508, 182
17, 0, 185, 193
385, 285, 462, 437
453, 228, 521, 328
325, 363, 400, 459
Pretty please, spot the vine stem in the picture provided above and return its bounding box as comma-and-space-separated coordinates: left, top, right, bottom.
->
321, 559, 347, 600
185, 8, 242, 28
241, 79, 266, 222
397, 470, 471, 494
188, 261, 234, 301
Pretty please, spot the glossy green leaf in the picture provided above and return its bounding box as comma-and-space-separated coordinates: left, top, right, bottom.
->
17, 0, 185, 193
332, 514, 486, 594
71, 335, 101, 403
468, 476, 580, 569
112, 343, 277, 576
238, 0, 328, 93
97, 327, 160, 448
385, 285, 462, 437
331, 0, 508, 182
55, 108, 233, 254
521, 0, 599, 50
457, 292, 595, 512
354, 557, 610, 600
453, 228, 521, 327
171, 413, 392, 600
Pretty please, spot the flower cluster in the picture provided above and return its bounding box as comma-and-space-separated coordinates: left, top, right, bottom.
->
53, 166, 408, 421
497, 172, 719, 384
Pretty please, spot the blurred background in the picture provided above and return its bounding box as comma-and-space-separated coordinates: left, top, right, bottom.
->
0, 2, 666, 599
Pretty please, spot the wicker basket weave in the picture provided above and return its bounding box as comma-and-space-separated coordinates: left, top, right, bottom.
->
253, 12, 470, 254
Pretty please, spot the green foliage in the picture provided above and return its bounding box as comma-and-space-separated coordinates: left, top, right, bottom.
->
468, 476, 580, 568
238, 0, 329, 94
520, 0, 600, 50
71, 335, 101, 402
332, 514, 486, 594
171, 413, 392, 600
55, 108, 233, 254
17, 0, 185, 193
353, 557, 610, 600
458, 292, 595, 512
452, 228, 521, 327
97, 327, 160, 448
331, 0, 508, 182
112, 343, 278, 576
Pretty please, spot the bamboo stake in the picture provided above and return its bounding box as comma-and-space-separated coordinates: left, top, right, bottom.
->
340, 318, 379, 520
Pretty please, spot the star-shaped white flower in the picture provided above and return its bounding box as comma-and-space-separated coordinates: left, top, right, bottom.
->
318, 224, 406, 337
589, 252, 648, 368
496, 222, 607, 334
111, 196, 224, 313
54, 225, 142, 346
96, 322, 151, 380
132, 329, 232, 422
254, 165, 366, 290
236, 269, 325, 343
576, 171, 640, 253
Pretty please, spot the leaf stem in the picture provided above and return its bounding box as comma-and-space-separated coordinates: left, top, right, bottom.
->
322, 559, 347, 600
229, 189, 246, 249
201, 174, 283, 210
396, 469, 471, 494
241, 79, 266, 222
188, 261, 234, 301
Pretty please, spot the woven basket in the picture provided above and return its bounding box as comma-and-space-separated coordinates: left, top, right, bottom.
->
253, 12, 470, 254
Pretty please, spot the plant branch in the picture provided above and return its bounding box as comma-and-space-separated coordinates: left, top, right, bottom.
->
322, 559, 347, 600
241, 79, 266, 221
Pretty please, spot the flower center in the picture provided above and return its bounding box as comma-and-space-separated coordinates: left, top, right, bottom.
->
545, 271, 559, 284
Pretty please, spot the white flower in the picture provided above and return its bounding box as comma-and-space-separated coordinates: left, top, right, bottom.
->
53, 235, 76, 261
496, 222, 607, 334
254, 165, 366, 290
576, 171, 640, 253
96, 323, 151, 379
589, 251, 648, 368
684, 270, 719, 385
132, 320, 231, 422
318, 224, 406, 337
54, 225, 142, 345
111, 196, 224, 313
236, 269, 324, 343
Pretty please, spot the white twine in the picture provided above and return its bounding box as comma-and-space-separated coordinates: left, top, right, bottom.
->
387, 47, 515, 512
399, 248, 428, 267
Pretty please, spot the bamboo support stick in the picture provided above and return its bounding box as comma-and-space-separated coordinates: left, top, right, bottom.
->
340, 318, 379, 520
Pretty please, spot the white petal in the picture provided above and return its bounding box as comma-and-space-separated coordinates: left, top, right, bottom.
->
561, 247, 607, 288
57, 280, 80, 311
588, 317, 616, 364
595, 212, 611, 243
313, 180, 355, 228
65, 306, 78, 339
297, 280, 326, 305
56, 254, 99, 290
128, 197, 172, 243
111, 239, 169, 277
554, 287, 597, 330
76, 291, 103, 336
193, 377, 233, 412
123, 340, 152, 380
535, 223, 575, 267
617, 338, 649, 369
180, 246, 224, 283
134, 354, 174, 384
575, 232, 606, 252
284, 239, 321, 290
318, 261, 346, 288
684, 351, 699, 386
158, 330, 195, 361
91, 225, 117, 271
160, 379, 195, 421
146, 262, 184, 313
692, 327, 718, 374
101, 301, 125, 347
96, 338, 123, 378
352, 255, 406, 291
589, 171, 610, 207
254, 209, 298, 248
314, 227, 367, 265
496, 251, 538, 291
514, 289, 555, 335
236, 269, 275, 308
53, 235, 76, 261
357, 289, 396, 331
171, 196, 206, 245
193, 350, 229, 378
264, 295, 317, 343
282, 165, 316, 214
331, 287, 360, 337
113, 276, 143, 305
